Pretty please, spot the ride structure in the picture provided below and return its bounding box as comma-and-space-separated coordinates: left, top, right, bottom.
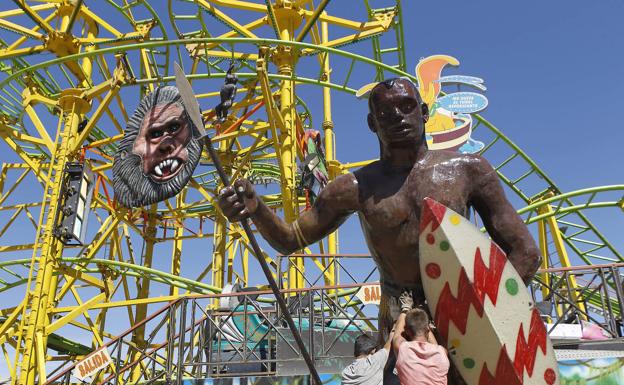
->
0, 1, 622, 384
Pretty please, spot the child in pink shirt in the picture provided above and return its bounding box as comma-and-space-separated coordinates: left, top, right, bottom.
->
392, 292, 449, 385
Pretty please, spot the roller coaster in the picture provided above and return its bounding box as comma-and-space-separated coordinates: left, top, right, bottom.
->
0, 1, 622, 384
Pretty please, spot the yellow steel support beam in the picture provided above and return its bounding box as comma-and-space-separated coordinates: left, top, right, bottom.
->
23, 103, 54, 153
3, 6, 58, 55
170, 192, 186, 297
537, 201, 587, 318
0, 44, 45, 60
45, 292, 106, 334
0, 3, 56, 19
271, 5, 305, 288
0, 124, 49, 185
0, 168, 29, 206
537, 218, 555, 319
0, 17, 45, 39
321, 17, 337, 288
0, 125, 49, 149
19, 89, 90, 385
129, 207, 157, 382
35, 332, 46, 384
212, 213, 227, 302
68, 287, 105, 348
13, 0, 54, 34
295, 0, 330, 42
56, 264, 106, 289
73, 80, 122, 153
0, 300, 25, 345
198, 0, 259, 39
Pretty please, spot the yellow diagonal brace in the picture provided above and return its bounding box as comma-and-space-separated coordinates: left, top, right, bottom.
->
57, 265, 106, 289
193, 16, 267, 52
302, 26, 387, 54
198, 0, 259, 38
0, 299, 25, 342
24, 104, 54, 152
0, 3, 56, 18
73, 83, 121, 152
0, 45, 45, 60
13, 0, 54, 34
0, 126, 48, 184
45, 292, 106, 334
87, 133, 123, 148
201, 0, 266, 14
0, 125, 49, 149
295, 0, 331, 42
0, 168, 28, 206
0, 18, 44, 39
4, 6, 57, 53
78, 7, 123, 36
538, 203, 587, 317
22, 92, 57, 107
188, 48, 259, 62
69, 287, 105, 347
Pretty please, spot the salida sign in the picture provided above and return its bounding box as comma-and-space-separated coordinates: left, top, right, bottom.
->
73, 346, 112, 380
356, 284, 381, 305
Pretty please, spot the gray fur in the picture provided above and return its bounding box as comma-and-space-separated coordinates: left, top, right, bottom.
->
113, 86, 203, 208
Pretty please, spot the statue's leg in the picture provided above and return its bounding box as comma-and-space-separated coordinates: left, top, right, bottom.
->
380, 293, 401, 385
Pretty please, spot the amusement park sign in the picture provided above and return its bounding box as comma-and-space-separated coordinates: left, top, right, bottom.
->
356, 284, 382, 305
73, 345, 112, 381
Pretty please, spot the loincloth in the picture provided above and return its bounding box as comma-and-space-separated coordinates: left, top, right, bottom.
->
377, 280, 428, 342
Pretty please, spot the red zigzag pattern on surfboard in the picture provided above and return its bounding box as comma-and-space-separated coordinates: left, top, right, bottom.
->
434, 244, 507, 342
478, 310, 548, 384
422, 198, 551, 384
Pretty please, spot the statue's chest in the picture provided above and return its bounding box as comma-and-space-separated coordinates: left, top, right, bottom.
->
362, 193, 420, 231
359, 167, 469, 231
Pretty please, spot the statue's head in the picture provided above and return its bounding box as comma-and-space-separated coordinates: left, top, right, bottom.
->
367, 78, 429, 148
113, 86, 202, 208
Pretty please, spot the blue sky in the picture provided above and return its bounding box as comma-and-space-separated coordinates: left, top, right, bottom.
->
0, 1, 623, 378
325, 0, 624, 258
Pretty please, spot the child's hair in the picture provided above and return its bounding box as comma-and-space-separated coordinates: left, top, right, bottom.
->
354, 334, 378, 357
404, 308, 430, 339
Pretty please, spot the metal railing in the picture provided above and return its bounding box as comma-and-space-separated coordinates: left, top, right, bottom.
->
44, 259, 624, 384
530, 263, 624, 339
44, 283, 378, 385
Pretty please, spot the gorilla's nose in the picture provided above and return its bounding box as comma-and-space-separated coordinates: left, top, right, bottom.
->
158, 138, 176, 153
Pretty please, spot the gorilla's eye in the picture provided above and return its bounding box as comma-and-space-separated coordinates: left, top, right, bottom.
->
168, 123, 180, 133
149, 130, 164, 139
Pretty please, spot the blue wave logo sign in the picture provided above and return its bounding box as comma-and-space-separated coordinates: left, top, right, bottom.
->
437, 92, 488, 114
437, 75, 487, 91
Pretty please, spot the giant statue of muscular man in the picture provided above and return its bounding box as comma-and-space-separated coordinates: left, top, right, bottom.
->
218, 78, 541, 384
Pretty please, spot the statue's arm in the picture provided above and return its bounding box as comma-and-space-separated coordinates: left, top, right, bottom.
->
219, 173, 359, 255
468, 156, 541, 285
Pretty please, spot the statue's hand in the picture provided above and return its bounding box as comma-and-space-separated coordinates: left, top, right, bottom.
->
218, 178, 259, 222
399, 290, 414, 313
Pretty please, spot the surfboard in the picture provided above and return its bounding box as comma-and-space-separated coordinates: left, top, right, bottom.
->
419, 197, 559, 385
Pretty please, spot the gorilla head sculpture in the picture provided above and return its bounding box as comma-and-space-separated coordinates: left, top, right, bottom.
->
113, 86, 203, 208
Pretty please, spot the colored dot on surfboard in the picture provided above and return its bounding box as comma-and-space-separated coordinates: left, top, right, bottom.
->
450, 214, 461, 225
425, 263, 441, 279
505, 278, 519, 295
426, 233, 435, 245
451, 338, 460, 348
439, 240, 450, 251
462, 358, 475, 369
544, 368, 556, 384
